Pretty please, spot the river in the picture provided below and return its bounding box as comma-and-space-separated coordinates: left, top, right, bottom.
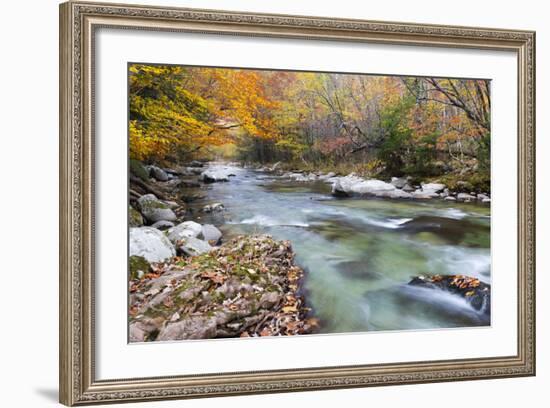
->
188, 163, 491, 334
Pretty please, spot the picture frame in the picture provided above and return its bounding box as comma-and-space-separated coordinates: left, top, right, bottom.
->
59, 1, 536, 405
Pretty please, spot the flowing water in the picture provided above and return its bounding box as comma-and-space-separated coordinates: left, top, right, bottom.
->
190, 164, 491, 334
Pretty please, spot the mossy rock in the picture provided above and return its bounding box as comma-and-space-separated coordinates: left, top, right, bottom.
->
130, 159, 149, 181
129, 255, 151, 280
129, 206, 144, 227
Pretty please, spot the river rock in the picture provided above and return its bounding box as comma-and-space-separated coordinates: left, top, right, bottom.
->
200, 224, 222, 245
294, 173, 317, 182
129, 227, 176, 262
188, 160, 204, 168
482, 198, 491, 204
402, 184, 415, 193
351, 179, 399, 195
129, 206, 144, 227
420, 182, 446, 194
147, 165, 169, 182
167, 221, 203, 243
178, 236, 213, 256
200, 169, 230, 183
331, 175, 365, 196
409, 274, 490, 313
374, 189, 413, 199
138, 194, 177, 223
318, 172, 336, 181
444, 196, 457, 201
150, 220, 175, 230
477, 193, 490, 201
457, 192, 476, 202
391, 177, 408, 189
202, 202, 225, 213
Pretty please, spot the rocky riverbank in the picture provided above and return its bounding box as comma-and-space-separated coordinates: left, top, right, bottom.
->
249, 162, 491, 203
128, 160, 318, 341
129, 235, 319, 341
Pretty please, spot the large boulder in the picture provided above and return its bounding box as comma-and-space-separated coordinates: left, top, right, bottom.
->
178, 236, 213, 257
350, 179, 397, 195
129, 227, 176, 262
331, 175, 364, 197
332, 176, 411, 199
200, 169, 230, 183
167, 221, 203, 243
138, 194, 177, 223
147, 165, 169, 182
200, 224, 222, 245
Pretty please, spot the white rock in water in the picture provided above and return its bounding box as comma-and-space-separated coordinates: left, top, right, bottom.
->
412, 190, 439, 199
202, 202, 225, 213
457, 192, 476, 201
138, 194, 177, 223
200, 169, 230, 182
374, 189, 412, 199
391, 177, 408, 189
482, 198, 491, 203
167, 221, 203, 243
420, 182, 446, 193
444, 196, 457, 201
129, 227, 176, 263
332, 176, 412, 198
350, 179, 396, 195
178, 236, 213, 257
294, 173, 317, 182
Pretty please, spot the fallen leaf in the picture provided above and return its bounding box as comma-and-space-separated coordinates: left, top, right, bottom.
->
281, 305, 298, 314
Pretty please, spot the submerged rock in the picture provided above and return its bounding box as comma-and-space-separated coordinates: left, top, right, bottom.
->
129, 227, 176, 262
409, 274, 490, 313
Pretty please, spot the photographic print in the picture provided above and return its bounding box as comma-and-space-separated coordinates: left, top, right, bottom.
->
128, 64, 491, 343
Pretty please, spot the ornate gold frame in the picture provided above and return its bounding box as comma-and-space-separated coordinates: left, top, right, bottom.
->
59, 1, 536, 405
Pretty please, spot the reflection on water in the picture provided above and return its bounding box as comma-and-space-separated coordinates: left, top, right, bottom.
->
189, 164, 491, 334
